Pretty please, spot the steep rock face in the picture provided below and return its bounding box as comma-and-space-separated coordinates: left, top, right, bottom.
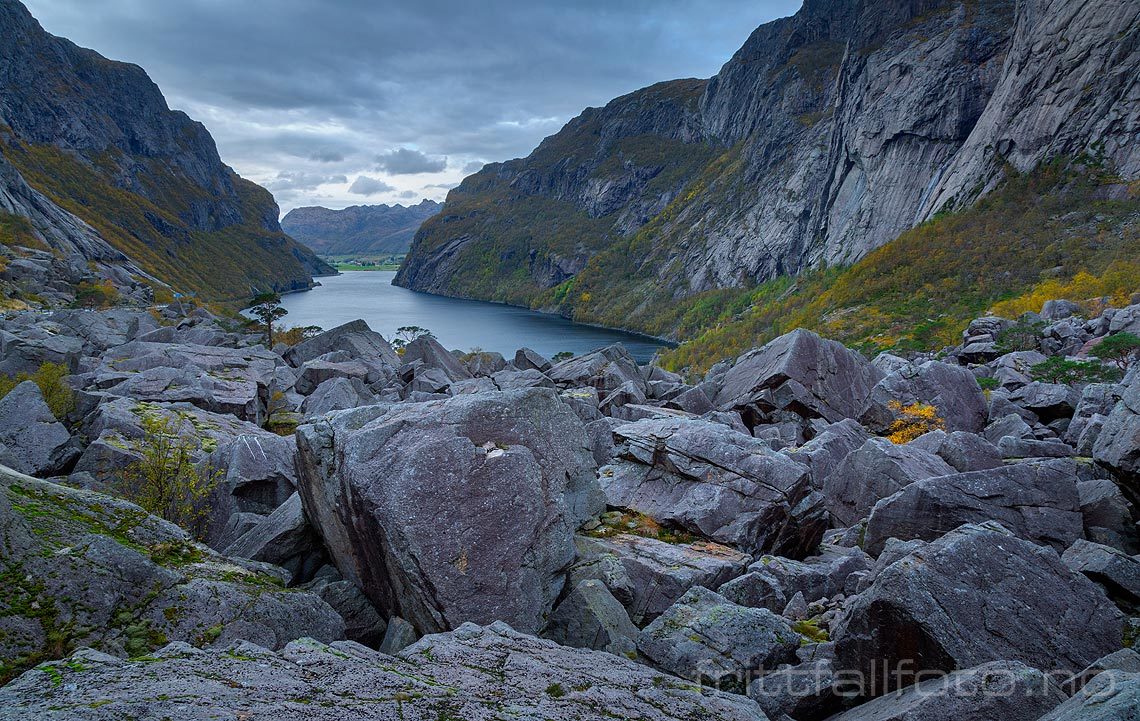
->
398, 0, 1139, 344
281, 201, 441, 255
0, 0, 331, 302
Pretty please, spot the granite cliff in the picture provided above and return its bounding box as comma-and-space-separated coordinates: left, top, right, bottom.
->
397, 0, 1140, 366
0, 0, 332, 306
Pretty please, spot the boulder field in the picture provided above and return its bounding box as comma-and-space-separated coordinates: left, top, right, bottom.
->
1, 300, 1139, 720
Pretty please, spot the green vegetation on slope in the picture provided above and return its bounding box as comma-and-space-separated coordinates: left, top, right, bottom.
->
657, 159, 1140, 372
0, 140, 329, 304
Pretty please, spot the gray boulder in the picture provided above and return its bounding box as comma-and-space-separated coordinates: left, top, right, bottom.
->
823, 660, 1065, 721
513, 347, 552, 372
0, 466, 344, 683
601, 417, 821, 555
283, 319, 399, 371
1062, 539, 1140, 611
1011, 381, 1082, 423
547, 344, 646, 395
302, 572, 388, 648
1078, 479, 1140, 553
379, 616, 419, 654
714, 329, 884, 426
1094, 368, 1140, 503
294, 357, 372, 395
984, 412, 1036, 443
0, 622, 768, 720
223, 493, 326, 584
402, 335, 472, 383
823, 437, 956, 527
908, 429, 1003, 472
863, 459, 1084, 555
576, 533, 750, 624
300, 376, 377, 417
543, 579, 638, 657
0, 381, 74, 476
637, 586, 800, 692
834, 523, 1124, 690
748, 659, 842, 721
296, 388, 602, 634
462, 350, 507, 377
860, 360, 988, 434
784, 418, 871, 482
1037, 669, 1140, 721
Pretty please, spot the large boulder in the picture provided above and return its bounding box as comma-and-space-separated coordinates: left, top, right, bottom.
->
1062, 539, 1140, 611
822, 660, 1065, 721
222, 493, 327, 584
784, 418, 871, 481
600, 417, 822, 555
822, 437, 956, 527
834, 523, 1124, 692
636, 586, 800, 691
860, 360, 988, 434
0, 466, 344, 684
908, 429, 1003, 472
547, 344, 646, 396
542, 579, 638, 657
1078, 478, 1140, 553
1094, 368, 1140, 503
1037, 669, 1140, 721
283, 319, 399, 371
722, 545, 872, 611
863, 458, 1084, 555
575, 534, 750, 624
0, 622, 768, 720
296, 388, 603, 634
401, 335, 472, 383
713, 329, 885, 427
0, 381, 74, 476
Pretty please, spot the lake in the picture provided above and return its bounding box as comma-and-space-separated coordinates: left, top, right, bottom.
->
279, 271, 671, 363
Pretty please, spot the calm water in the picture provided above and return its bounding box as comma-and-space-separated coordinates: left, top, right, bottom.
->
279, 272, 670, 363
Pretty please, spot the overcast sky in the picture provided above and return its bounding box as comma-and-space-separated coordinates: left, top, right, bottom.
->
23, 0, 802, 214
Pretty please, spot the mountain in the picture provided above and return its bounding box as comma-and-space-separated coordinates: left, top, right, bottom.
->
397, 0, 1140, 368
0, 0, 332, 307
281, 201, 441, 256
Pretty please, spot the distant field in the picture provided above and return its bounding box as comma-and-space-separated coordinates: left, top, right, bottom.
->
325, 254, 404, 272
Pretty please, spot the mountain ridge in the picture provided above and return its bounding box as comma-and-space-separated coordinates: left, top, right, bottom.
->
397, 0, 1140, 366
0, 0, 332, 306
281, 200, 441, 256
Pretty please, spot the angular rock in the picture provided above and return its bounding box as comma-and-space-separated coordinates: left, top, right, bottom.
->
223, 493, 326, 584
637, 586, 800, 691
601, 417, 821, 555
402, 335, 472, 383
296, 388, 603, 634
1078, 479, 1140, 554
1037, 669, 1140, 721
1062, 539, 1140, 611
0, 467, 343, 683
748, 659, 842, 721
300, 376, 377, 417
513, 347, 552, 372
714, 330, 884, 427
379, 616, 419, 655
823, 660, 1065, 721
823, 437, 955, 527
283, 319, 399, 372
576, 534, 750, 624
834, 523, 1124, 691
860, 360, 988, 434
785, 418, 871, 482
1094, 368, 1140, 503
984, 412, 1036, 443
1011, 381, 1082, 423
543, 579, 638, 657
547, 344, 646, 395
302, 573, 388, 648
0, 381, 74, 476
863, 459, 1084, 555
908, 429, 1003, 472
0, 622, 768, 720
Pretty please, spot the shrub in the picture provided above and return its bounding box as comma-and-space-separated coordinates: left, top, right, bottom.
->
276, 325, 323, 346
390, 326, 435, 352
0, 362, 75, 420
1091, 332, 1140, 371
552, 351, 575, 362
994, 320, 1044, 354
73, 279, 120, 309
976, 376, 1000, 391
113, 414, 221, 539
885, 401, 945, 444
1029, 357, 1119, 385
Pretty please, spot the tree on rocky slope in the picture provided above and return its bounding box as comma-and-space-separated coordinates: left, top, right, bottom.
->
249, 292, 288, 347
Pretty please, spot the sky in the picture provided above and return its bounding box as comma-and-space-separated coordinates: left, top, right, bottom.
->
23, 0, 802, 214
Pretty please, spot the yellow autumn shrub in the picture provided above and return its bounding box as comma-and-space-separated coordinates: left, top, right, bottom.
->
885, 401, 945, 444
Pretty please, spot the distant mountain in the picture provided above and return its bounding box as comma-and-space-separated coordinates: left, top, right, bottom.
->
0, 0, 332, 306
282, 201, 442, 256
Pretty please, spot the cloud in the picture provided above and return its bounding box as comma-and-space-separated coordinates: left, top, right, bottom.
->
266, 171, 348, 191
22, 0, 804, 211
461, 160, 485, 174
375, 148, 448, 175
397, 190, 419, 199
348, 176, 396, 196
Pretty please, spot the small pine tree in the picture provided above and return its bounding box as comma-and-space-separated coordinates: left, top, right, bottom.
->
1091, 332, 1140, 371
249, 292, 288, 347
390, 325, 434, 352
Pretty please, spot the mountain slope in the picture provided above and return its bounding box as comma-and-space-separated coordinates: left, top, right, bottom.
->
398, 0, 1140, 364
0, 0, 332, 305
281, 201, 441, 256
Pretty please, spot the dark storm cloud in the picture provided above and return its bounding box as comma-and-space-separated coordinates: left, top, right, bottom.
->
376, 148, 448, 175
23, 0, 803, 211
